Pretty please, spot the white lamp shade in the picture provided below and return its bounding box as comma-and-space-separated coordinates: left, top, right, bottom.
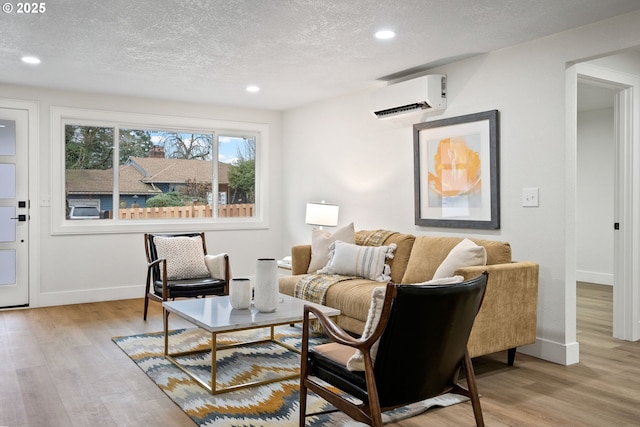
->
305, 202, 339, 227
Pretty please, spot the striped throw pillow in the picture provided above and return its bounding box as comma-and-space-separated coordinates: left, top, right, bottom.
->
318, 240, 396, 282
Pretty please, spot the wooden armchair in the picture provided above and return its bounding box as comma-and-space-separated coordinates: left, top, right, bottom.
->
299, 272, 488, 427
143, 232, 230, 320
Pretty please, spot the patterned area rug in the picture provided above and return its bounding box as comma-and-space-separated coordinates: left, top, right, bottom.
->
112, 326, 468, 426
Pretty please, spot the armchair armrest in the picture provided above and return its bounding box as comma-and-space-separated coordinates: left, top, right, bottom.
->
146, 257, 170, 299
304, 305, 359, 347
291, 244, 312, 275
147, 258, 164, 270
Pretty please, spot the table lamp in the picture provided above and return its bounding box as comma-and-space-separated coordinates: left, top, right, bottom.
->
305, 201, 339, 229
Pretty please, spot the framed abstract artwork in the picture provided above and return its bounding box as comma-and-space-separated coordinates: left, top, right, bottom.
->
413, 110, 500, 229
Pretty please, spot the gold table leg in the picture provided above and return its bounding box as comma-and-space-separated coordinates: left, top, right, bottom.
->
164, 322, 303, 395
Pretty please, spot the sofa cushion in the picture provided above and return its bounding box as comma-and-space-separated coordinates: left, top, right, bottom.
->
471, 238, 512, 265
401, 236, 511, 284
308, 222, 355, 273
318, 241, 396, 282
380, 232, 415, 283
279, 274, 302, 296
324, 278, 384, 324
154, 235, 210, 280
401, 237, 462, 283
432, 238, 486, 279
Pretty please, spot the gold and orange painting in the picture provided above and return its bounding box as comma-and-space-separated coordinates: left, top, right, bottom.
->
413, 110, 499, 229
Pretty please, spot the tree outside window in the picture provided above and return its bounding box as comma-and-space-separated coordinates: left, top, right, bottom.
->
64, 125, 257, 220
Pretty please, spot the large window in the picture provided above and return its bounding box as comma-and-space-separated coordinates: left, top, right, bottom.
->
52, 107, 267, 234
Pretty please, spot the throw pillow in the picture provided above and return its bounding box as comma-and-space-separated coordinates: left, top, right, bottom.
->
318, 240, 396, 282
410, 275, 465, 285
347, 286, 386, 371
307, 222, 355, 273
204, 253, 228, 280
153, 235, 211, 280
432, 238, 487, 279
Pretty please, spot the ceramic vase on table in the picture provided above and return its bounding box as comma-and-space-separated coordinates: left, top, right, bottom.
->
229, 278, 252, 309
254, 258, 278, 312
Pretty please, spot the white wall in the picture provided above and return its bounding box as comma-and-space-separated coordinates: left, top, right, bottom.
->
0, 84, 283, 307
577, 108, 614, 285
281, 10, 640, 364
590, 50, 640, 73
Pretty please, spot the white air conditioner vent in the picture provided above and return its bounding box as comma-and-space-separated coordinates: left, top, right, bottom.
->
370, 75, 446, 119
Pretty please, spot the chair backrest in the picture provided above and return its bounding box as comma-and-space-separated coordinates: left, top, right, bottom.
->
372, 273, 487, 408
144, 232, 207, 282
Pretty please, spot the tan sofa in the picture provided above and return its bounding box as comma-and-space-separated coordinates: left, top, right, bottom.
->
279, 230, 539, 365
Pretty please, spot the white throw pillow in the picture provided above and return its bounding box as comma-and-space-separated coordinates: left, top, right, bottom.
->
411, 275, 465, 286
307, 222, 355, 273
347, 286, 386, 371
432, 238, 487, 279
154, 236, 211, 280
318, 241, 396, 282
204, 253, 228, 280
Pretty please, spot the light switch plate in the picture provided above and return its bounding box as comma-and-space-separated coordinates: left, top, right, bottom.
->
522, 188, 539, 207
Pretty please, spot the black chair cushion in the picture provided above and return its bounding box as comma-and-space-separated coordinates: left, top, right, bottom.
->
153, 278, 226, 298
308, 347, 368, 402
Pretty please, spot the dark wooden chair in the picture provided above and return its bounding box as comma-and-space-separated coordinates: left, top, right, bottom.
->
143, 232, 230, 320
299, 272, 488, 427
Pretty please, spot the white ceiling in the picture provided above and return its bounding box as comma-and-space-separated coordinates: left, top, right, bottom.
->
3, 0, 640, 111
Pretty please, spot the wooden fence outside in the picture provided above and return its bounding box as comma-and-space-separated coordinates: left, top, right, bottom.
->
118, 204, 254, 220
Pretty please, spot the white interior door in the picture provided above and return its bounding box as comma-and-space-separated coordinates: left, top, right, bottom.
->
0, 108, 29, 308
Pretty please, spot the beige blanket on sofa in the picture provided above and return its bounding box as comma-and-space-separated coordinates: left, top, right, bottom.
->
294, 274, 352, 305
356, 229, 397, 247
294, 229, 398, 306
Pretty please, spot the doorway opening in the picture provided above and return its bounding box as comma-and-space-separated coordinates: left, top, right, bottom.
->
576, 80, 617, 337
571, 51, 640, 342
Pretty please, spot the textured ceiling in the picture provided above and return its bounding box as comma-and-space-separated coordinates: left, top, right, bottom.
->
2, 0, 640, 110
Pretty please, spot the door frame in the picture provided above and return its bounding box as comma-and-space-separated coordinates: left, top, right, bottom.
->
0, 98, 39, 308
569, 63, 640, 341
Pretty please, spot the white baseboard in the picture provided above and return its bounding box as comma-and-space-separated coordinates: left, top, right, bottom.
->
518, 337, 580, 366
36, 285, 144, 307
576, 270, 613, 286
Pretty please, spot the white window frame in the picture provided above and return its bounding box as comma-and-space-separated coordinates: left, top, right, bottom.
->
50, 107, 269, 235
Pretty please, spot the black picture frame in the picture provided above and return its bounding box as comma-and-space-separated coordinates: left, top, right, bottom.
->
413, 110, 500, 229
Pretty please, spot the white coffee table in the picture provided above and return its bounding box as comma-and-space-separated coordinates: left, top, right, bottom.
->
162, 293, 340, 395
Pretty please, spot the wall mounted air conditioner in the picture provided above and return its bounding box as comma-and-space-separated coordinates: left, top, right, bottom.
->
370, 74, 446, 119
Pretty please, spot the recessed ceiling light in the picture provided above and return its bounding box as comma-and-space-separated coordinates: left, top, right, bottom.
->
21, 56, 41, 64
246, 85, 260, 93
374, 30, 396, 40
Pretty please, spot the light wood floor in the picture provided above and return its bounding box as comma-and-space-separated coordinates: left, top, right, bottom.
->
1, 283, 638, 426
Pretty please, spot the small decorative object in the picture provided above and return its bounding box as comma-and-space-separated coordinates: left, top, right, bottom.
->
254, 258, 278, 312
229, 278, 252, 309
